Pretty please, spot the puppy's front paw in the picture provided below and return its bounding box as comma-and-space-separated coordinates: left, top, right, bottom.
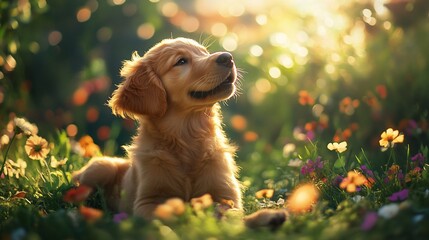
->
244, 209, 289, 230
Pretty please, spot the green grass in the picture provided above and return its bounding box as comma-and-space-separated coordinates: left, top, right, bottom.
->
1, 121, 429, 240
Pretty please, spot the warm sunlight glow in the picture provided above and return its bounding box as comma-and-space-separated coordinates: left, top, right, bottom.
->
287, 183, 319, 214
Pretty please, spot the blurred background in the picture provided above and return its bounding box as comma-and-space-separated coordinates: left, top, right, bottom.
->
1, 0, 429, 187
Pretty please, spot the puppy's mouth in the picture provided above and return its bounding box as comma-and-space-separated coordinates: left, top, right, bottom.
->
189, 73, 235, 99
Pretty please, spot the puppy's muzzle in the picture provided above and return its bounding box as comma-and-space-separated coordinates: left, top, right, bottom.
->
216, 52, 233, 68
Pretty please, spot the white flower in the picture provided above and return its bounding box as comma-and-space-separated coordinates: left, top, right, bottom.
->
50, 156, 68, 168
16, 158, 27, 177
283, 143, 296, 157
352, 195, 364, 203
0, 134, 10, 146
288, 158, 302, 167
327, 141, 347, 153
378, 203, 400, 219
3, 158, 26, 179
14, 117, 37, 135
3, 159, 16, 177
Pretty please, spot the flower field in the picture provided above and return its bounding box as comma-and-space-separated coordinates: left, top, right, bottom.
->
1, 0, 429, 239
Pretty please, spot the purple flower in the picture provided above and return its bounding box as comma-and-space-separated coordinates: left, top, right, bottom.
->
388, 189, 409, 202
398, 170, 404, 181
300, 156, 323, 176
113, 212, 128, 223
411, 153, 425, 167
360, 165, 374, 177
405, 120, 418, 136
361, 212, 378, 231
332, 175, 344, 186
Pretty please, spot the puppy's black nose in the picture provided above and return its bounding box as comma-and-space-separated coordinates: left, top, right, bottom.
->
216, 52, 233, 68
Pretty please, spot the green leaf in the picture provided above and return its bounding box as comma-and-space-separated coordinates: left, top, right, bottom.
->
334, 156, 345, 169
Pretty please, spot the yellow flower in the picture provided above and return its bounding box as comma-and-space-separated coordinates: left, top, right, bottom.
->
327, 141, 348, 153
255, 189, 274, 199
25, 135, 50, 160
379, 128, 404, 148
14, 117, 37, 135
340, 171, 367, 193
191, 193, 213, 211
50, 156, 68, 168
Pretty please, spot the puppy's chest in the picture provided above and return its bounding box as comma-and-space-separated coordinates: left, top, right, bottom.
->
175, 148, 213, 175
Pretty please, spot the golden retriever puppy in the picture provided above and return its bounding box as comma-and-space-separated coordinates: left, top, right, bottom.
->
73, 37, 286, 227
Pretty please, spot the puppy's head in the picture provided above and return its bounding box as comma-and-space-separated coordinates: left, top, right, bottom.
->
108, 37, 237, 119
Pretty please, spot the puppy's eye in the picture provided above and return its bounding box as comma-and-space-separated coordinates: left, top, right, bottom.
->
174, 58, 188, 66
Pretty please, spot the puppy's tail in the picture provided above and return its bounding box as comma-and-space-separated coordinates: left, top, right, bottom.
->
72, 157, 130, 188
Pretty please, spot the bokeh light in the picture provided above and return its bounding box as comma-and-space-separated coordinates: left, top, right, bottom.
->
287, 183, 319, 214
137, 23, 155, 39
66, 124, 78, 137
76, 7, 91, 22
48, 31, 62, 46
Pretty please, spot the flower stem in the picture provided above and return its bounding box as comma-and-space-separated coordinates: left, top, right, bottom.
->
61, 167, 70, 184
42, 159, 53, 183
0, 133, 17, 176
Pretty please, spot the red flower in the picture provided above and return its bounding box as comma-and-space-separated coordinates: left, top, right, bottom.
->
63, 185, 92, 203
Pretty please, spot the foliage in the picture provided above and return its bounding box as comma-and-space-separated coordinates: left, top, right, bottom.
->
1, 0, 429, 239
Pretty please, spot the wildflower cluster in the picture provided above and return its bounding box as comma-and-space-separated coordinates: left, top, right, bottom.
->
1, 118, 50, 178
1, 117, 104, 223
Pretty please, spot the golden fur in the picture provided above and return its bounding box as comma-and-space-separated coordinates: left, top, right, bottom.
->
73, 38, 286, 227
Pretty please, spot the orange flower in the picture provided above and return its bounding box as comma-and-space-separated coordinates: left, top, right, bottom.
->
63, 185, 93, 203
25, 135, 50, 160
191, 193, 213, 211
220, 199, 235, 208
364, 177, 376, 188
79, 206, 103, 222
286, 183, 319, 214
165, 198, 186, 215
340, 171, 367, 193
298, 90, 315, 106
153, 204, 176, 220
255, 189, 274, 199
78, 135, 101, 157
339, 97, 359, 115
379, 128, 404, 148
153, 197, 186, 220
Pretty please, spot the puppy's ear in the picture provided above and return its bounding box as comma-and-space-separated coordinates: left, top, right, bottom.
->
108, 53, 167, 119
